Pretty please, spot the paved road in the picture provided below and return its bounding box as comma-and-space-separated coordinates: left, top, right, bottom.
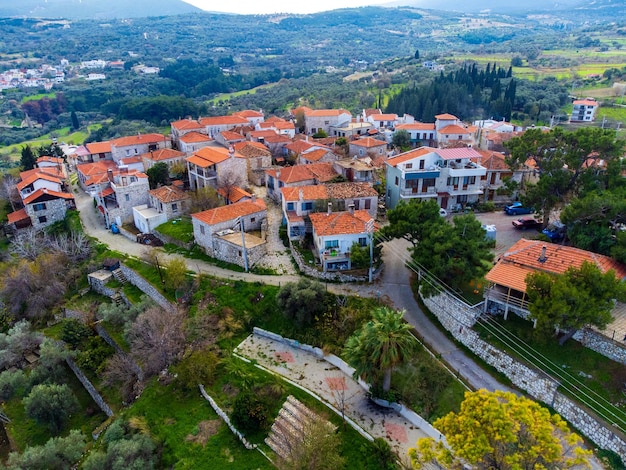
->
76, 185, 511, 393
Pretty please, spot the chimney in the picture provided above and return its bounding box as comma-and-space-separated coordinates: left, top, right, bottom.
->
107, 169, 114, 182
327, 202, 332, 215
538, 245, 547, 263
299, 188, 303, 201
251, 194, 256, 203
348, 203, 355, 215
228, 145, 235, 157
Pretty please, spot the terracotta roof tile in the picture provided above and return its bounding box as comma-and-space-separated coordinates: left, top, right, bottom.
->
217, 186, 253, 203
187, 146, 243, 167
171, 119, 203, 131
111, 134, 169, 147
305, 108, 351, 117
142, 148, 186, 162
386, 147, 434, 167
199, 115, 249, 127
85, 141, 112, 154
179, 131, 212, 143
23, 188, 74, 205
192, 199, 266, 226
486, 239, 626, 293
220, 130, 246, 141
473, 150, 510, 171
309, 209, 374, 236
351, 137, 387, 148
435, 113, 459, 120
396, 123, 435, 131
16, 172, 63, 192
438, 124, 470, 135
233, 109, 264, 118
232, 141, 271, 158
301, 149, 332, 162
370, 114, 398, 121
7, 208, 30, 224
149, 185, 188, 203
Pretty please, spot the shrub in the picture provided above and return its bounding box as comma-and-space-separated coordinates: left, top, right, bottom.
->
24, 383, 79, 434
230, 392, 270, 434
0, 369, 28, 400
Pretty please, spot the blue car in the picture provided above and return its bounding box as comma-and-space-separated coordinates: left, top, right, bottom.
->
542, 221, 566, 242
504, 202, 534, 216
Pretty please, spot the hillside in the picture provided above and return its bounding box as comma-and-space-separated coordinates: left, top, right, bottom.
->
0, 0, 201, 19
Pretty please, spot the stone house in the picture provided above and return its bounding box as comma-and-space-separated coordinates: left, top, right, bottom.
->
141, 148, 187, 174
187, 146, 248, 191
309, 206, 375, 272
7, 188, 75, 231
74, 141, 112, 164
132, 185, 189, 234
333, 157, 381, 183
233, 109, 265, 126
191, 198, 267, 268
303, 108, 352, 135
100, 169, 150, 226
297, 148, 338, 165
178, 132, 213, 155
199, 115, 249, 138
215, 130, 246, 148
281, 182, 379, 239
348, 137, 387, 158
264, 162, 338, 202
233, 141, 273, 185
109, 133, 171, 164
170, 118, 205, 148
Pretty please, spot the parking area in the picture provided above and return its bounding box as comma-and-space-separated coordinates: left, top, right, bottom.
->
474, 210, 541, 258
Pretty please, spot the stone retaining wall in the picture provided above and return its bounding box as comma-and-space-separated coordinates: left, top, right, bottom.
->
95, 324, 144, 382
574, 328, 626, 365
119, 265, 175, 311
421, 289, 626, 461
66, 357, 113, 418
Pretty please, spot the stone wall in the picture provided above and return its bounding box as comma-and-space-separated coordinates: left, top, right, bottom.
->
66, 357, 113, 417
421, 289, 626, 461
574, 328, 626, 365
119, 265, 175, 311
209, 236, 267, 269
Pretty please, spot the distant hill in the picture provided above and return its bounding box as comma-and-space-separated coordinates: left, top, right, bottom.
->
387, 0, 623, 15
0, 0, 201, 19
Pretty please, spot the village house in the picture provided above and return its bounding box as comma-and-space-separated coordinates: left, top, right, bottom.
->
330, 120, 373, 139
217, 186, 253, 205
233, 109, 265, 126
348, 137, 387, 158
385, 146, 486, 211
187, 146, 248, 191
199, 115, 249, 138
132, 185, 189, 234
97, 168, 150, 226
570, 98, 598, 123
297, 148, 338, 165
232, 141, 272, 185
178, 132, 213, 155
76, 160, 118, 192
366, 113, 399, 131
483, 239, 626, 321
263, 134, 292, 161
36, 156, 66, 177
333, 157, 381, 184
473, 150, 513, 203
309, 206, 375, 272
302, 108, 352, 135
265, 162, 338, 202
74, 141, 112, 164
170, 118, 205, 148
434, 113, 474, 148
141, 148, 187, 174
109, 133, 171, 164
281, 182, 379, 239
394, 122, 436, 147
215, 130, 246, 148
191, 197, 267, 269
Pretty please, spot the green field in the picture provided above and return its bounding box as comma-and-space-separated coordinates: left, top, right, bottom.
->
20, 92, 56, 103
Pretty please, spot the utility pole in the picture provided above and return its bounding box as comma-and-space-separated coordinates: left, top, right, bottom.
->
237, 216, 249, 272
366, 218, 375, 283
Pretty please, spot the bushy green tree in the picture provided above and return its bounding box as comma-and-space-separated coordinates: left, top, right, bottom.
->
392, 129, 411, 150
146, 162, 169, 189
276, 279, 328, 326
20, 145, 36, 170
4, 429, 85, 470
24, 383, 79, 434
61, 318, 92, 349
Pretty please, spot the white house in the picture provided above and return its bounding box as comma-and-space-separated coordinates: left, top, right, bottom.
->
303, 109, 352, 135
571, 98, 598, 122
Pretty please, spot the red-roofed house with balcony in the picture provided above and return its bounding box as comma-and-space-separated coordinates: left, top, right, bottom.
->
75, 141, 112, 164
281, 182, 379, 239
191, 198, 267, 269
36, 156, 66, 177
303, 109, 352, 135
570, 98, 598, 122
394, 123, 436, 147
484, 239, 626, 322
366, 113, 399, 131
385, 147, 486, 211
473, 150, 513, 202
232, 141, 272, 185
187, 146, 247, 191
110, 134, 171, 164
309, 206, 376, 272
348, 137, 387, 158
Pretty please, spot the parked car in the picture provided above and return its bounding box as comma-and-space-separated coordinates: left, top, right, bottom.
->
504, 201, 534, 215
542, 221, 566, 242
439, 208, 448, 217
512, 218, 542, 230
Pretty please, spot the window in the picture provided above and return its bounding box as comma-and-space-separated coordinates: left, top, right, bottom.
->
325, 240, 339, 249
405, 163, 412, 169
463, 176, 476, 185
125, 194, 130, 202
364, 199, 371, 210
130, 176, 137, 183
354, 200, 360, 210
447, 177, 459, 186
287, 202, 294, 211
33, 202, 46, 211
38, 216, 47, 223
395, 176, 399, 186
303, 202, 313, 211
251, 217, 256, 223
358, 237, 367, 246
126, 149, 131, 156
172, 203, 178, 212
419, 160, 425, 169
200, 225, 205, 235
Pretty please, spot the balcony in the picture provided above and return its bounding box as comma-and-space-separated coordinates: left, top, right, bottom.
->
400, 186, 437, 197
321, 249, 350, 261
447, 162, 486, 177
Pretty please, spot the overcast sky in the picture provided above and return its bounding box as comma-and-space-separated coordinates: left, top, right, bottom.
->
181, 0, 384, 15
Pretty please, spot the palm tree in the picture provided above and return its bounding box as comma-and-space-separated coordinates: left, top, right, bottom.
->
344, 307, 416, 393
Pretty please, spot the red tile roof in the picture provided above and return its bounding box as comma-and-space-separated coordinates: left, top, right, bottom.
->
111, 134, 169, 147
266, 162, 337, 184
473, 150, 510, 171
192, 199, 266, 226
370, 113, 398, 121
23, 188, 74, 205
305, 109, 351, 117
285, 140, 317, 154
435, 113, 459, 120
438, 124, 470, 135
436, 148, 483, 160
85, 141, 112, 154
386, 147, 434, 167
149, 185, 188, 203
179, 131, 212, 143
187, 146, 243, 168
199, 115, 249, 127
233, 141, 271, 158
142, 148, 186, 162
171, 119, 203, 131
300, 149, 331, 162
573, 99, 598, 106
16, 172, 63, 192
217, 186, 253, 203
396, 123, 435, 131
233, 109, 264, 118
36, 156, 63, 164
351, 137, 387, 148
486, 239, 626, 292
220, 130, 246, 141
309, 209, 374, 236
7, 208, 30, 224
281, 182, 377, 201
